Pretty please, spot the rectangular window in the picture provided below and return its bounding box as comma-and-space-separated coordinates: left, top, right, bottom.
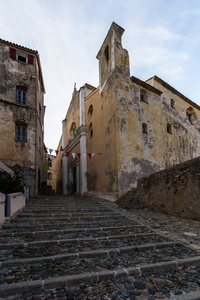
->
16, 125, 27, 142
48, 173, 52, 180
17, 89, 27, 105
17, 54, 27, 63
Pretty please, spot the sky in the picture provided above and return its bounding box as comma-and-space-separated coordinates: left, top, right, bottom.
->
1, 0, 200, 151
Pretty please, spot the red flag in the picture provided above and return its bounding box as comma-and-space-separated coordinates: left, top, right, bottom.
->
77, 153, 81, 159
88, 153, 92, 159
66, 152, 70, 157
55, 150, 59, 156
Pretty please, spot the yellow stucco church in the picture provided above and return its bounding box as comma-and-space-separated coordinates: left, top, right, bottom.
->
56, 22, 200, 201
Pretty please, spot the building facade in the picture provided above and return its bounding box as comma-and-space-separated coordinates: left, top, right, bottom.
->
56, 22, 200, 200
0, 39, 45, 197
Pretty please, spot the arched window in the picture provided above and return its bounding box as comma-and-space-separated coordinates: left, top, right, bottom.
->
89, 123, 93, 138
104, 45, 109, 62
186, 107, 197, 125
167, 123, 172, 134
70, 122, 76, 137
88, 105, 93, 120
171, 99, 175, 109
142, 123, 148, 134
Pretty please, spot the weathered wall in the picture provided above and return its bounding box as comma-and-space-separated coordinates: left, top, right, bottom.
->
56, 138, 63, 194
118, 156, 200, 221
0, 41, 45, 197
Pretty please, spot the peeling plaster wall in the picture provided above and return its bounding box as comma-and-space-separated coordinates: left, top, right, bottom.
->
85, 82, 118, 193
0, 43, 45, 197
64, 90, 80, 147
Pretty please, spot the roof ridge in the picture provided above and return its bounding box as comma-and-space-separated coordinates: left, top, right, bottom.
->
0, 38, 38, 54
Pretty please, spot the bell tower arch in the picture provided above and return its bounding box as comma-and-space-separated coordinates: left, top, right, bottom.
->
96, 22, 130, 93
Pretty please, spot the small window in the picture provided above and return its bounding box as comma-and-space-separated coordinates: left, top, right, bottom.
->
17, 54, 27, 63
186, 107, 197, 125
142, 123, 148, 134
167, 123, 172, 134
48, 157, 52, 167
104, 45, 109, 62
89, 123, 93, 138
15, 124, 27, 142
171, 99, 175, 109
48, 173, 52, 180
17, 88, 27, 105
88, 105, 93, 119
39, 104, 42, 120
70, 122, 76, 137
140, 89, 148, 103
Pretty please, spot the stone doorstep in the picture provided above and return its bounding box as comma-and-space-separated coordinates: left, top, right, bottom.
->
1, 257, 200, 297
0, 224, 143, 237
0, 233, 157, 249
0, 241, 179, 267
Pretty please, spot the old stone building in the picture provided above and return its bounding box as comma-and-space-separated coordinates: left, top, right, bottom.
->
56, 22, 200, 200
0, 39, 45, 197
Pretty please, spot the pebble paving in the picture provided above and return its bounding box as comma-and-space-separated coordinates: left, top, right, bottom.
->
0, 195, 200, 299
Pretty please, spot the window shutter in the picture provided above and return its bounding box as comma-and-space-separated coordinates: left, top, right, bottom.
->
10, 48, 16, 59
28, 54, 34, 65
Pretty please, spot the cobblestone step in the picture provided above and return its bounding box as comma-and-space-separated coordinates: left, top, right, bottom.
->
0, 235, 171, 260
10, 214, 125, 223
0, 227, 154, 245
1, 195, 200, 299
2, 220, 142, 232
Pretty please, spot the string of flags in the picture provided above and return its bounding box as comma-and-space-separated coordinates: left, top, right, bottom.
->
43, 146, 102, 170
44, 146, 102, 158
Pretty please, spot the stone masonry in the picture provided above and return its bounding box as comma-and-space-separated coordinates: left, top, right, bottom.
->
117, 156, 200, 222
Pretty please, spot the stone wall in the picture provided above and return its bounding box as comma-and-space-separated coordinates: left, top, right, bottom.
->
117, 156, 200, 221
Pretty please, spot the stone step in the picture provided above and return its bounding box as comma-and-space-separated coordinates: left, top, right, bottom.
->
0, 226, 153, 244
2, 220, 141, 232
0, 250, 200, 297
10, 214, 125, 223
0, 234, 171, 260
17, 211, 118, 217
1, 195, 200, 299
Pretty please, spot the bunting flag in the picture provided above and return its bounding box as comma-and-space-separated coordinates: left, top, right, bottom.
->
44, 146, 103, 158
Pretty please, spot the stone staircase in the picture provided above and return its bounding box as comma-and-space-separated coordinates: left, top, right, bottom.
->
0, 195, 200, 299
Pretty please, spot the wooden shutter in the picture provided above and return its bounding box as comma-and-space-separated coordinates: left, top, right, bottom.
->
10, 48, 16, 59
28, 54, 34, 65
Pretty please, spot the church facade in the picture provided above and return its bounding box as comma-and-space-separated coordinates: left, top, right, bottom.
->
56, 22, 200, 200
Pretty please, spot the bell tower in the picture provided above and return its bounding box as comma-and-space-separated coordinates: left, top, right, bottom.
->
96, 22, 130, 93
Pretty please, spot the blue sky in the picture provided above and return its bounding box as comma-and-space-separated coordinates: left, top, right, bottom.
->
1, 0, 200, 150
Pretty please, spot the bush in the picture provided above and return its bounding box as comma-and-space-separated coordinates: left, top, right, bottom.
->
0, 165, 24, 194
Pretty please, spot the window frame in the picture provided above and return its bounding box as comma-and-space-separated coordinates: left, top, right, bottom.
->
16, 88, 27, 105
15, 124, 27, 142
